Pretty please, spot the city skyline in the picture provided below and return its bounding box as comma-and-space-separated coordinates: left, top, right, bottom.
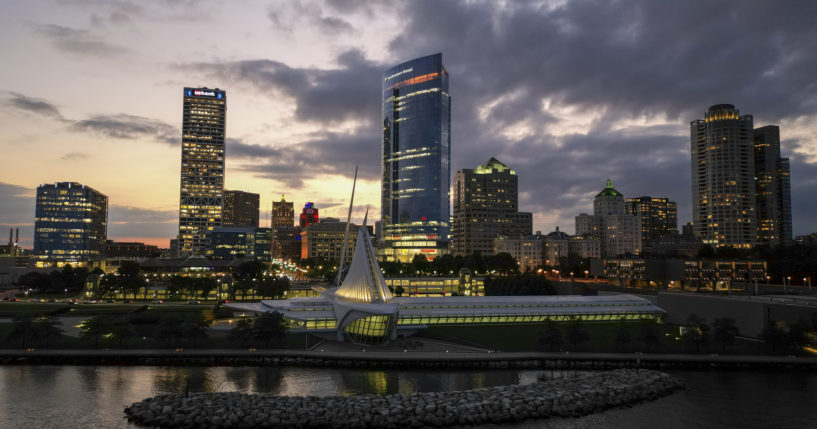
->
2, 1, 817, 248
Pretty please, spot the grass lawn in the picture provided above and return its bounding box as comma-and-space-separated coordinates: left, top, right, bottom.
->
419, 322, 767, 355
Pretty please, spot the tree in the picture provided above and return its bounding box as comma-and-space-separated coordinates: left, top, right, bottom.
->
182, 316, 210, 348
681, 313, 709, 352
235, 260, 266, 281
638, 319, 661, 351
565, 316, 589, 349
615, 322, 633, 351
759, 320, 787, 353
252, 312, 288, 347
34, 316, 63, 348
411, 254, 429, 275
156, 314, 185, 347
786, 321, 810, 354
109, 316, 136, 347
538, 320, 563, 351
712, 318, 739, 352
230, 318, 254, 346
394, 286, 405, 297
8, 316, 39, 349
80, 316, 112, 348
487, 253, 518, 275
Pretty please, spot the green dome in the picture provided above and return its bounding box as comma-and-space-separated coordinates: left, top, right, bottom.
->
596, 179, 622, 197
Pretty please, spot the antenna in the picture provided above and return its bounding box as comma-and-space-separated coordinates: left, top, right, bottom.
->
335, 165, 358, 287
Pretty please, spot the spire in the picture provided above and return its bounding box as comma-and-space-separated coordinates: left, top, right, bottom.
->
334, 224, 394, 304
606, 178, 612, 188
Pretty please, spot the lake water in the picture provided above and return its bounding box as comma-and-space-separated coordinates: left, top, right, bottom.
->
1, 365, 815, 428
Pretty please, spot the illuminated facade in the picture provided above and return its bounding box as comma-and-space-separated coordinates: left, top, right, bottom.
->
624, 196, 678, 244
206, 227, 271, 262
690, 104, 756, 248
576, 180, 642, 258
299, 202, 319, 228
178, 87, 226, 256
300, 220, 363, 261
272, 195, 294, 229
753, 126, 792, 246
34, 182, 108, 262
381, 53, 451, 262
452, 158, 532, 256
493, 235, 544, 272
222, 190, 259, 228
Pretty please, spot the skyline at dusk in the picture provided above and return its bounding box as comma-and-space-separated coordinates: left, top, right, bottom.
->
3, 0, 817, 248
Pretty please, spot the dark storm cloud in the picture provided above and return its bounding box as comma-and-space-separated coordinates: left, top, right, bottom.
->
184, 48, 381, 125
5, 92, 64, 121
35, 24, 129, 57
229, 127, 379, 189
70, 114, 177, 145
377, 0, 817, 233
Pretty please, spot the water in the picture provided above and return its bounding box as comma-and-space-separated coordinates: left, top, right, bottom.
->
1, 366, 815, 428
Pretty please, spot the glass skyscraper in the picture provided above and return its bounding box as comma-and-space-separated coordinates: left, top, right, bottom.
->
178, 87, 226, 255
34, 182, 108, 263
380, 53, 451, 262
754, 125, 793, 246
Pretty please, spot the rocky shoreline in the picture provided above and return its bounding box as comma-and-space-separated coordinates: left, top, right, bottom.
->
125, 369, 683, 428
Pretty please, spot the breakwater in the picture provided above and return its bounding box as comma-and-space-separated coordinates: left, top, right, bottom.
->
125, 369, 681, 428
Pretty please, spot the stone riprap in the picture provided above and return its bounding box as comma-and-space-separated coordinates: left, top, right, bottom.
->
124, 369, 682, 428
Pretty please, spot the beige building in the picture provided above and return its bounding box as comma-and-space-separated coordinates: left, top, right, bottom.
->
300, 220, 372, 262
452, 158, 532, 257
575, 180, 642, 258
493, 235, 544, 272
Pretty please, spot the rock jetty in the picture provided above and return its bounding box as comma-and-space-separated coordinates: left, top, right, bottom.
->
125, 369, 682, 428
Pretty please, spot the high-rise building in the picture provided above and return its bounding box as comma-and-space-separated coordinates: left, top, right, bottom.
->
299, 202, 319, 228
300, 219, 368, 261
452, 158, 532, 256
624, 196, 678, 244
575, 180, 642, 258
381, 53, 451, 262
178, 87, 226, 255
272, 195, 294, 229
34, 182, 108, 262
754, 125, 793, 246
222, 190, 259, 228
690, 104, 756, 248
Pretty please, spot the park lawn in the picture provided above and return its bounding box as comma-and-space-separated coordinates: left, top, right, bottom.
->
420, 322, 766, 355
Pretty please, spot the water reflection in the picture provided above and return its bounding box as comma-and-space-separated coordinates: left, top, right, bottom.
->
2, 366, 817, 429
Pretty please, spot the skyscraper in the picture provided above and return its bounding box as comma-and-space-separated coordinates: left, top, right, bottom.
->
624, 196, 678, 244
754, 125, 793, 246
34, 182, 108, 263
380, 53, 451, 262
575, 180, 642, 258
222, 190, 259, 228
299, 202, 319, 228
690, 104, 756, 248
452, 158, 532, 256
272, 195, 294, 229
178, 87, 226, 255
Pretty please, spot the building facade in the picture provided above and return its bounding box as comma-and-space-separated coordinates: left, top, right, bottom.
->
178, 87, 226, 255
452, 158, 532, 257
105, 241, 160, 258
624, 196, 678, 244
206, 227, 271, 262
543, 227, 570, 266
34, 182, 108, 262
575, 180, 642, 258
690, 104, 756, 248
272, 195, 294, 229
380, 53, 451, 262
222, 190, 259, 228
300, 220, 362, 261
753, 125, 793, 246
493, 235, 544, 272
272, 226, 302, 261
299, 202, 319, 228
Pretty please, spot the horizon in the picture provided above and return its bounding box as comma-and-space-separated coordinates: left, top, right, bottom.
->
2, 1, 816, 249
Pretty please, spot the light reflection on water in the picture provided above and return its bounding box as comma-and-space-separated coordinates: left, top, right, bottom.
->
1, 366, 816, 428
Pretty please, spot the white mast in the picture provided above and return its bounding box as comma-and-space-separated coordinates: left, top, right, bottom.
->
335, 165, 358, 287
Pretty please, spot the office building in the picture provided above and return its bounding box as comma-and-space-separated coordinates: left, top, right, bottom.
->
206, 227, 271, 262
34, 182, 108, 262
575, 180, 642, 258
222, 190, 259, 228
105, 241, 160, 258
272, 226, 302, 261
272, 195, 295, 229
300, 219, 368, 261
569, 235, 601, 259
690, 104, 756, 248
493, 235, 544, 272
299, 202, 319, 228
754, 125, 793, 246
178, 87, 226, 255
380, 53, 451, 262
624, 196, 678, 243
452, 158, 532, 256
543, 227, 570, 266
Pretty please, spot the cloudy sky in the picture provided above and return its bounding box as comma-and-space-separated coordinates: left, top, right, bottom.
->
2, 0, 816, 248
